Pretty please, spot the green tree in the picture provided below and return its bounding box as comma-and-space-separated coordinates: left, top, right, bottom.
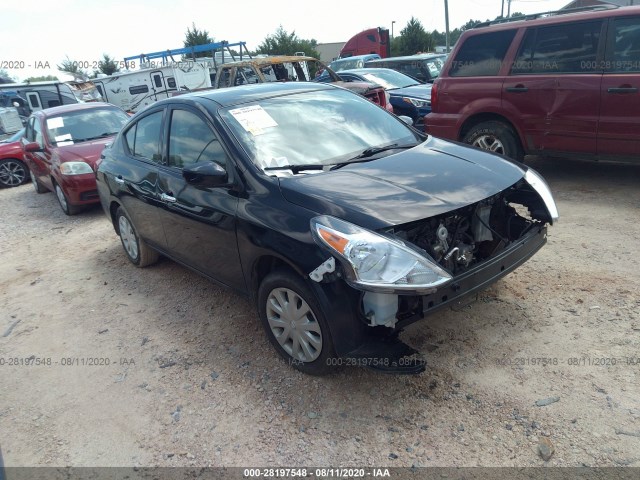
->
24, 75, 59, 82
0, 68, 17, 84
183, 23, 214, 58
97, 54, 120, 76
461, 19, 482, 31
256, 26, 320, 58
396, 17, 434, 55
510, 11, 524, 18
57, 56, 88, 81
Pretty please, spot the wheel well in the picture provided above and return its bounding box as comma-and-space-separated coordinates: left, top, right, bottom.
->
459, 113, 522, 146
109, 201, 121, 233
252, 256, 301, 294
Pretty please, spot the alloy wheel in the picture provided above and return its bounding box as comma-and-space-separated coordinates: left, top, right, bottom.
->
0, 160, 27, 187
472, 134, 505, 154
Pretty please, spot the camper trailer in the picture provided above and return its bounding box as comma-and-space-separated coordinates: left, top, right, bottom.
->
0, 81, 81, 114
92, 62, 212, 113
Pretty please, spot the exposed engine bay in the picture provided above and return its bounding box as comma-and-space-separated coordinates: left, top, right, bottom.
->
392, 180, 548, 275
361, 180, 550, 329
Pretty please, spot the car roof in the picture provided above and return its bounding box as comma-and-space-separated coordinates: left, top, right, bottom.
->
159, 82, 336, 108
332, 54, 379, 62
469, 5, 640, 33
369, 54, 446, 62
33, 102, 118, 118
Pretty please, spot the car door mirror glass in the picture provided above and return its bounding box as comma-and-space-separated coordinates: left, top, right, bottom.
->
183, 161, 228, 187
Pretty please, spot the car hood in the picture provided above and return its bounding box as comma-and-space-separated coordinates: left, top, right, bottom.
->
278, 136, 525, 230
55, 138, 114, 167
390, 84, 432, 100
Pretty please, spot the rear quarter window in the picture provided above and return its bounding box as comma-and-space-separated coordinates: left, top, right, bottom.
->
450, 30, 517, 77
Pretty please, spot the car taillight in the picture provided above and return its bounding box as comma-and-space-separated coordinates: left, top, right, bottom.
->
431, 81, 439, 113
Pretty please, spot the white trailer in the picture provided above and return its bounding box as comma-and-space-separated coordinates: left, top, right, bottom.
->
92, 62, 211, 113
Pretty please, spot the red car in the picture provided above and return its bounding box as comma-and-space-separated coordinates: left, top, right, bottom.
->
22, 103, 129, 215
0, 128, 28, 188
426, 5, 640, 161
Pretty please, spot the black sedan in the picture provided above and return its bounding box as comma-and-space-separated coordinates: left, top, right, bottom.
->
96, 82, 558, 375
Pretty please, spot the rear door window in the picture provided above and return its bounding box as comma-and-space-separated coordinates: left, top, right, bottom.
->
512, 21, 603, 74
125, 111, 163, 162
450, 30, 516, 77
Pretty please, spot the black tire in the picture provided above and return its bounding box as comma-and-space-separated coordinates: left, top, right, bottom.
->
53, 180, 81, 215
0, 158, 28, 188
258, 270, 337, 375
30, 170, 48, 194
462, 121, 524, 161
115, 207, 159, 267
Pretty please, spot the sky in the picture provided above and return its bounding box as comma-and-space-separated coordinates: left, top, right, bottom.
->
1, 0, 570, 82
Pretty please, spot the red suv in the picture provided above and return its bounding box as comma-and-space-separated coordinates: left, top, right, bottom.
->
426, 5, 640, 161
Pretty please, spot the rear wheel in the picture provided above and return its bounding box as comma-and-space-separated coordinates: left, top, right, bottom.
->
0, 159, 28, 188
258, 270, 336, 375
54, 181, 81, 215
463, 121, 524, 161
115, 207, 158, 267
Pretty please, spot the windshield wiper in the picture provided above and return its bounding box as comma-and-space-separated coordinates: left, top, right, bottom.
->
264, 164, 327, 174
330, 143, 418, 170
76, 132, 118, 142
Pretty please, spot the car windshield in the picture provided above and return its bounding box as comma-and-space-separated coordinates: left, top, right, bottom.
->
45, 107, 129, 146
425, 57, 446, 78
329, 58, 365, 72
219, 88, 421, 172
357, 70, 420, 90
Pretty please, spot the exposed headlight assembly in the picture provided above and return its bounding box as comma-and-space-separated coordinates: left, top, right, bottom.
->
524, 168, 559, 224
60, 161, 93, 175
311, 216, 452, 294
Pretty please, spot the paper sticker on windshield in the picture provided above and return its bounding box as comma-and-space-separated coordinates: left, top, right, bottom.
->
47, 117, 64, 130
229, 105, 278, 136
55, 133, 73, 146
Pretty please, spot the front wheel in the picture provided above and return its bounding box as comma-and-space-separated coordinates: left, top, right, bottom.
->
54, 181, 81, 215
258, 270, 336, 375
462, 121, 524, 161
115, 207, 158, 267
0, 159, 28, 188
30, 170, 48, 193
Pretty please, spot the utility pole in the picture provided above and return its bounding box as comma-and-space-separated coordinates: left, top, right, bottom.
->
501, 0, 505, 18
444, 0, 450, 53
507, 0, 512, 17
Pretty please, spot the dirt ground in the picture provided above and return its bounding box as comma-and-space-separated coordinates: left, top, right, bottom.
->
1, 156, 639, 468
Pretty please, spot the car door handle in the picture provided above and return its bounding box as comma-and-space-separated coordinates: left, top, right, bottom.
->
160, 192, 177, 203
506, 86, 529, 93
607, 87, 638, 94
114, 176, 125, 185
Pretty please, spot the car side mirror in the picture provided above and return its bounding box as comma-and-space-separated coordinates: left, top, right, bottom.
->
183, 161, 228, 188
24, 141, 43, 153
398, 115, 413, 126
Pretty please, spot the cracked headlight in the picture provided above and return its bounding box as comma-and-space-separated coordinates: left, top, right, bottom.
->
60, 161, 93, 175
311, 216, 452, 294
525, 168, 559, 224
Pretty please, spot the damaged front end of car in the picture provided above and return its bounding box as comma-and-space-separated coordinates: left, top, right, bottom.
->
308, 167, 557, 373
